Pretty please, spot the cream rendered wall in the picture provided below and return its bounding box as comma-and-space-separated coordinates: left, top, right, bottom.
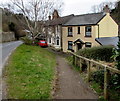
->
62, 14, 118, 52
62, 26, 100, 52
96, 13, 118, 38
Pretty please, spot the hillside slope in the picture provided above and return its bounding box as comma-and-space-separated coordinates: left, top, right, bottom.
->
2, 8, 27, 37
111, 1, 120, 35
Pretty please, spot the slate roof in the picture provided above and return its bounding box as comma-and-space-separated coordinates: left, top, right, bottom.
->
63, 13, 105, 26
46, 14, 74, 26
95, 37, 119, 48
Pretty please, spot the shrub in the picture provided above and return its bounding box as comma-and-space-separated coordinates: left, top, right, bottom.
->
76, 46, 114, 62
111, 36, 120, 90
91, 70, 104, 86
91, 70, 120, 90
109, 74, 120, 90
21, 37, 33, 45
34, 40, 39, 46
112, 36, 120, 70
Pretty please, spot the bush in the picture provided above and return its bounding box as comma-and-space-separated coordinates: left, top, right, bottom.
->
109, 74, 120, 90
91, 70, 120, 90
91, 70, 104, 86
34, 40, 39, 46
76, 46, 114, 62
21, 37, 33, 45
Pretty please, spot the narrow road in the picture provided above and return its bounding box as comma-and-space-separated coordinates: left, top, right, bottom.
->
48, 48, 98, 99
0, 41, 23, 100
0, 41, 23, 74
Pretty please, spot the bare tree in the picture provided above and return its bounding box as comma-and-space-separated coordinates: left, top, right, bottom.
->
91, 1, 115, 13
3, 0, 63, 40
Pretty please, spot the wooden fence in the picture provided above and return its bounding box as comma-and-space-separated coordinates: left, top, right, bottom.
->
70, 52, 120, 100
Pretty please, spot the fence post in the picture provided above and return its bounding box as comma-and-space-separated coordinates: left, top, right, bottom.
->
73, 55, 75, 65
87, 61, 91, 82
75, 56, 77, 66
79, 58, 82, 72
104, 66, 109, 100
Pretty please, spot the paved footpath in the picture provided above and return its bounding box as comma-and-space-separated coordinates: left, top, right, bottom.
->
53, 54, 98, 99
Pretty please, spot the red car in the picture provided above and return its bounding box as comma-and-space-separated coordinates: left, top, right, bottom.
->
38, 40, 48, 47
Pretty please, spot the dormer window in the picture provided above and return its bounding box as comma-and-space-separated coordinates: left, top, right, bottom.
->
85, 26, 92, 37
68, 27, 73, 37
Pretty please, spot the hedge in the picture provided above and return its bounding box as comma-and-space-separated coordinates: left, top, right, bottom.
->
76, 46, 114, 62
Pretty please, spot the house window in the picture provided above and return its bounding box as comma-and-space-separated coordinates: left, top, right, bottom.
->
56, 36, 60, 45
57, 39, 59, 45
85, 42, 92, 47
68, 41, 73, 50
68, 27, 73, 37
85, 26, 92, 37
78, 27, 80, 34
49, 38, 51, 43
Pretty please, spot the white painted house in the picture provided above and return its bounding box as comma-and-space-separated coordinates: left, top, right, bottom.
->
45, 10, 74, 49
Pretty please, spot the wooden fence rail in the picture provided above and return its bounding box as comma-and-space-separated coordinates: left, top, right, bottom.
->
70, 52, 120, 100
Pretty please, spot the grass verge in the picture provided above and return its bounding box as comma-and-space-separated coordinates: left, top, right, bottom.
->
4, 44, 56, 99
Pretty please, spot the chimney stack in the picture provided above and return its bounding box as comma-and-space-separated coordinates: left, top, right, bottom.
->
103, 5, 110, 14
52, 10, 59, 20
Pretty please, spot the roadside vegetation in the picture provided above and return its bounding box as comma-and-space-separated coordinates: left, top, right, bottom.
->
2, 8, 27, 39
67, 45, 120, 100
21, 37, 33, 45
76, 45, 114, 62
4, 44, 56, 99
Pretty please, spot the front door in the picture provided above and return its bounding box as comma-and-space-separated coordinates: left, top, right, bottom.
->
77, 43, 82, 50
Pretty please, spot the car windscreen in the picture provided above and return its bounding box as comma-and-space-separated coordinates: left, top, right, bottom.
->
40, 41, 46, 43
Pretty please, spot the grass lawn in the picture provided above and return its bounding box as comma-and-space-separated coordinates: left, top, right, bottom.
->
4, 44, 56, 99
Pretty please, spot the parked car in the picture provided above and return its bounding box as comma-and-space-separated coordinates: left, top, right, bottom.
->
38, 40, 48, 47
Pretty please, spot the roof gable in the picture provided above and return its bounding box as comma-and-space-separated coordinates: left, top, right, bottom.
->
98, 13, 118, 26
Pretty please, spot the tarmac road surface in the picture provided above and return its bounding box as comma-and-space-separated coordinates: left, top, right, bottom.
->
0, 41, 23, 100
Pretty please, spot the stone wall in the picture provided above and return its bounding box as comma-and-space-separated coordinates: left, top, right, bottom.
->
0, 32, 15, 43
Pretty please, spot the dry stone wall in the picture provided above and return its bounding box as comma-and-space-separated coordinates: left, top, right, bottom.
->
0, 32, 15, 43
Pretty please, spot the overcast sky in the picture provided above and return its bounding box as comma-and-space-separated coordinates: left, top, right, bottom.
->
0, 0, 118, 16
62, 0, 118, 16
